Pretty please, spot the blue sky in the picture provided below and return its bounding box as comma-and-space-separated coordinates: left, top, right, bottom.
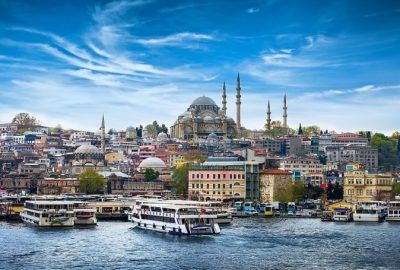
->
0, 0, 400, 134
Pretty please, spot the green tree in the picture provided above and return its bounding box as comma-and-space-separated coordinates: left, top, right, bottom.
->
273, 184, 292, 203
172, 165, 189, 195
145, 123, 158, 138
184, 151, 206, 164
264, 120, 295, 138
144, 168, 159, 181
392, 182, 400, 196
291, 181, 305, 203
79, 169, 105, 194
371, 133, 398, 169
390, 131, 400, 139
303, 125, 321, 136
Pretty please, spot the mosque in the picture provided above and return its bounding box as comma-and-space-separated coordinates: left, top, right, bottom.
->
170, 73, 243, 140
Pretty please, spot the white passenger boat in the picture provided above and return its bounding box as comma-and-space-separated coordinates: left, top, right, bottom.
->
333, 207, 353, 222
386, 201, 400, 221
353, 201, 386, 222
73, 202, 97, 226
130, 201, 221, 235
20, 201, 75, 227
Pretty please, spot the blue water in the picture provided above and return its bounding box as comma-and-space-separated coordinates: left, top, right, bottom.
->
1, 218, 400, 269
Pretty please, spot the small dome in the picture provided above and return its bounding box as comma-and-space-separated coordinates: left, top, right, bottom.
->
191, 96, 217, 106
227, 117, 235, 123
75, 144, 102, 154
204, 116, 214, 123
181, 116, 191, 123
126, 126, 135, 132
207, 133, 218, 140
157, 132, 168, 141
138, 157, 166, 171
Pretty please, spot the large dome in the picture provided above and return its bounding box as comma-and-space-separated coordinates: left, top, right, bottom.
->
191, 96, 217, 106
75, 144, 102, 154
157, 132, 169, 141
138, 157, 166, 172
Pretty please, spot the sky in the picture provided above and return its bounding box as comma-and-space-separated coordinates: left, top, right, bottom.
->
0, 0, 400, 134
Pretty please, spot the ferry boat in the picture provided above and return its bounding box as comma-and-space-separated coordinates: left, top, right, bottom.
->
353, 201, 386, 222
131, 201, 221, 235
73, 202, 97, 225
386, 201, 400, 221
333, 207, 353, 222
20, 201, 75, 227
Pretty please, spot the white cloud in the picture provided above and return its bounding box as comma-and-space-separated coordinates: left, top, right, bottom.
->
247, 8, 260, 14
134, 32, 215, 47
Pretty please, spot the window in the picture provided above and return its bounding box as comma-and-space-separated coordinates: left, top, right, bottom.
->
192, 184, 195, 188
218, 184, 220, 189
347, 189, 354, 195
366, 190, 372, 196
206, 184, 209, 189
196, 184, 199, 188
192, 174, 195, 179
223, 184, 226, 189
357, 189, 363, 196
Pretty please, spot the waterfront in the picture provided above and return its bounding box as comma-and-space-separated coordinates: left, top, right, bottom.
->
1, 218, 400, 270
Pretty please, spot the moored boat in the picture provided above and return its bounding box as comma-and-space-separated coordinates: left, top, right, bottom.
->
73, 202, 97, 225
386, 201, 400, 221
333, 207, 353, 222
20, 201, 75, 227
130, 201, 220, 235
353, 201, 386, 222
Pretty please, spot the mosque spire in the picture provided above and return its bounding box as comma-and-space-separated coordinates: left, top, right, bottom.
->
266, 100, 271, 131
236, 72, 241, 137
222, 81, 227, 115
283, 94, 288, 128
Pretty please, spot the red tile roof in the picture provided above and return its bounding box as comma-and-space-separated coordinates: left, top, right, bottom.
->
260, 169, 292, 175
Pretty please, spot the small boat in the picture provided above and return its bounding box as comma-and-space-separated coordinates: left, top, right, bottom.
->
333, 207, 353, 222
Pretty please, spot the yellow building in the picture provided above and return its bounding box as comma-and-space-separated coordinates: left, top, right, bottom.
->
343, 163, 392, 202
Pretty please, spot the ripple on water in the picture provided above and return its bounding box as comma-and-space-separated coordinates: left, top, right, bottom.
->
1, 219, 400, 270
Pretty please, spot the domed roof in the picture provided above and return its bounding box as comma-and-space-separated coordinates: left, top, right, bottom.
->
191, 96, 217, 106
207, 133, 218, 140
126, 126, 135, 132
157, 132, 168, 141
138, 157, 166, 169
75, 144, 102, 154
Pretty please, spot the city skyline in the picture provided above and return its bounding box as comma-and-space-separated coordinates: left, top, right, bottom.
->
0, 0, 400, 134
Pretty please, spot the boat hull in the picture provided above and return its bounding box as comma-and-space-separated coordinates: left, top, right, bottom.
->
131, 217, 220, 235
20, 212, 74, 227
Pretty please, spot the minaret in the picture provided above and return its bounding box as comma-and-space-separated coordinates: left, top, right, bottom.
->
236, 72, 241, 137
266, 100, 271, 131
283, 94, 288, 128
100, 114, 105, 154
222, 81, 227, 115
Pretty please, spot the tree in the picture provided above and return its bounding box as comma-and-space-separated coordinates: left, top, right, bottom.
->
12, 112, 40, 133
12, 112, 40, 126
145, 124, 158, 138
264, 120, 295, 138
303, 125, 321, 136
371, 133, 398, 169
390, 131, 400, 140
291, 181, 305, 203
359, 130, 372, 141
108, 128, 117, 135
184, 151, 206, 164
172, 165, 189, 195
136, 125, 143, 138
298, 123, 303, 135
79, 169, 105, 194
144, 168, 159, 181
392, 182, 400, 196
